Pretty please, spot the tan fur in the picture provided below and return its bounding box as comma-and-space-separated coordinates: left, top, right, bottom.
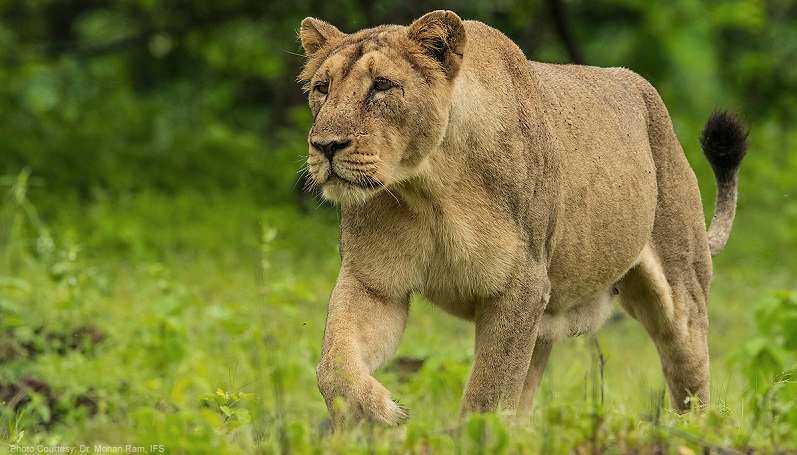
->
298, 11, 742, 427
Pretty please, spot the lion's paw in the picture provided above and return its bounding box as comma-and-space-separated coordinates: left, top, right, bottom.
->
360, 376, 410, 426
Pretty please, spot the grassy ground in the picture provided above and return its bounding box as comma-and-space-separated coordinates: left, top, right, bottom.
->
1, 162, 796, 453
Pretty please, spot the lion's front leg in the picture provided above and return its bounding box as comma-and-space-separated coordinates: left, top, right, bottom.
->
460, 268, 548, 416
316, 267, 409, 428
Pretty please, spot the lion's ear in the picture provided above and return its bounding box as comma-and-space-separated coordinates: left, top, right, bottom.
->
406, 10, 466, 80
300, 17, 345, 56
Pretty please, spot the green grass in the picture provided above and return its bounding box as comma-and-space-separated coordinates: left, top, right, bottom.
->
1, 170, 796, 453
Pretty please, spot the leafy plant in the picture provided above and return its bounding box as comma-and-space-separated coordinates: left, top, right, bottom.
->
198, 388, 260, 433
733, 290, 797, 448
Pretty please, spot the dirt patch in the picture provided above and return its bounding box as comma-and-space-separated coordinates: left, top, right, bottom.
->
0, 324, 105, 427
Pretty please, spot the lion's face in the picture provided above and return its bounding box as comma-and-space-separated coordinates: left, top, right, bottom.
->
299, 13, 466, 204
304, 41, 440, 204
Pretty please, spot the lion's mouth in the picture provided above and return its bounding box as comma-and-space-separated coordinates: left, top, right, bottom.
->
306, 157, 386, 204
326, 166, 384, 189
306, 142, 388, 203
310, 150, 385, 189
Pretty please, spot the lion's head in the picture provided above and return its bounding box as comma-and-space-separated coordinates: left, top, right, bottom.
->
298, 11, 466, 204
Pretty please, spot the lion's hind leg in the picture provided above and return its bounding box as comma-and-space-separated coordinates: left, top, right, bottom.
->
616, 245, 711, 411
518, 339, 553, 414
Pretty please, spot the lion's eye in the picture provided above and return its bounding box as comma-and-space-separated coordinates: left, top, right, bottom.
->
373, 78, 393, 91
314, 82, 329, 95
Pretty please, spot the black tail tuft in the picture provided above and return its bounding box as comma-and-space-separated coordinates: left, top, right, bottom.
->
699, 110, 748, 181
700, 110, 748, 257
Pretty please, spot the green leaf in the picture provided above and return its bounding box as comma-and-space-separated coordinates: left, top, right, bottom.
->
197, 393, 217, 402
237, 392, 260, 403
232, 408, 250, 424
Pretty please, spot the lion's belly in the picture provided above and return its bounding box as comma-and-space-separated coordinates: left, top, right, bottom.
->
546, 155, 657, 313
537, 62, 659, 312
549, 213, 654, 316
539, 286, 619, 341
548, 183, 655, 311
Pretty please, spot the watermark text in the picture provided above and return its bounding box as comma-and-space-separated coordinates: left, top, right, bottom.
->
9, 445, 166, 454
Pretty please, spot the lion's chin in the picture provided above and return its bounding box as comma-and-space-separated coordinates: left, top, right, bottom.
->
320, 179, 381, 206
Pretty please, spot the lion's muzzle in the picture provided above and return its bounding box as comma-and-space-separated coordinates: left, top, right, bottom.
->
306, 134, 387, 203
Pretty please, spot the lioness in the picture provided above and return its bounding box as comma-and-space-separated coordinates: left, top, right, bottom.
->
298, 10, 747, 426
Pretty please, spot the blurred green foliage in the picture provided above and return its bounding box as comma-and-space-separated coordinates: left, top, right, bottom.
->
1, 0, 795, 205
733, 291, 797, 446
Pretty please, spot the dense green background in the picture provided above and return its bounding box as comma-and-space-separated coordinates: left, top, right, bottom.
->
2, 0, 796, 202
1, 0, 796, 453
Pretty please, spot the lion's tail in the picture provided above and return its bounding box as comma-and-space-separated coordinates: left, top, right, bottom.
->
700, 110, 748, 257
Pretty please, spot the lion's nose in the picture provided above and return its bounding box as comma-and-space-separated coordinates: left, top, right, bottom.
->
310, 139, 352, 160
